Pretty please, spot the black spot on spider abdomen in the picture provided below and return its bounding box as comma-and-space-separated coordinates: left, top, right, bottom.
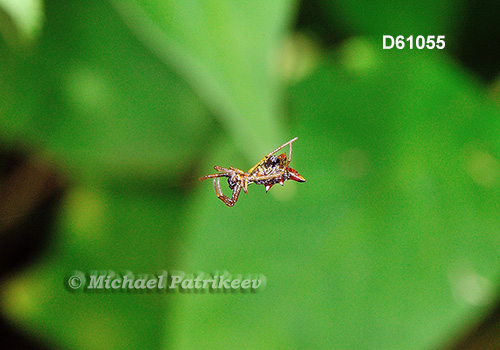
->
266, 155, 280, 167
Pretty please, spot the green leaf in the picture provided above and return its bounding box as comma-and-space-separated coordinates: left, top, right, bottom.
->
1, 1, 212, 183
0, 0, 44, 44
172, 39, 500, 349
2, 186, 183, 350
113, 0, 297, 161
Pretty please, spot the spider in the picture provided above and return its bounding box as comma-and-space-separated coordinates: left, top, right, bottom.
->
199, 137, 306, 207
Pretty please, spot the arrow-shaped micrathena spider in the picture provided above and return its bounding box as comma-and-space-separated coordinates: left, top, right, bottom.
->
199, 137, 306, 207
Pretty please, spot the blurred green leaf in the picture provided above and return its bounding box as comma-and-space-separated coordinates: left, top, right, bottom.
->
1, 0, 500, 349
171, 39, 500, 349
0, 1, 212, 183
113, 0, 297, 161
0, 50, 33, 139
2, 186, 183, 350
0, 0, 43, 44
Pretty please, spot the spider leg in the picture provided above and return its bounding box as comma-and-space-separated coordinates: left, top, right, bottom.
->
242, 179, 249, 194
199, 172, 228, 181
214, 166, 245, 174
214, 178, 241, 207
265, 137, 298, 159
230, 183, 242, 204
199, 165, 242, 181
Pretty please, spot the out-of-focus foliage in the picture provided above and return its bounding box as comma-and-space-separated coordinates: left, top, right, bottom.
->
1, 0, 500, 350
114, 0, 296, 159
0, 0, 44, 44
2, 187, 184, 349
172, 41, 500, 349
1, 1, 213, 183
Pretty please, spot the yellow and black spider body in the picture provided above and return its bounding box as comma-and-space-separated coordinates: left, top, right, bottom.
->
199, 137, 306, 207
249, 153, 304, 191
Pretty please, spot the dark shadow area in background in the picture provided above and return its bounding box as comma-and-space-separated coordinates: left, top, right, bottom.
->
295, 0, 348, 47
296, 0, 500, 83
0, 317, 52, 350
455, 0, 500, 83
447, 297, 500, 350
0, 149, 65, 350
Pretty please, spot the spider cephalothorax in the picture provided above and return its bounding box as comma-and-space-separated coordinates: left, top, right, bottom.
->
199, 138, 306, 207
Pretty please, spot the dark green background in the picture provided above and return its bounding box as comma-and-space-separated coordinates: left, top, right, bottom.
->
1, 0, 500, 349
